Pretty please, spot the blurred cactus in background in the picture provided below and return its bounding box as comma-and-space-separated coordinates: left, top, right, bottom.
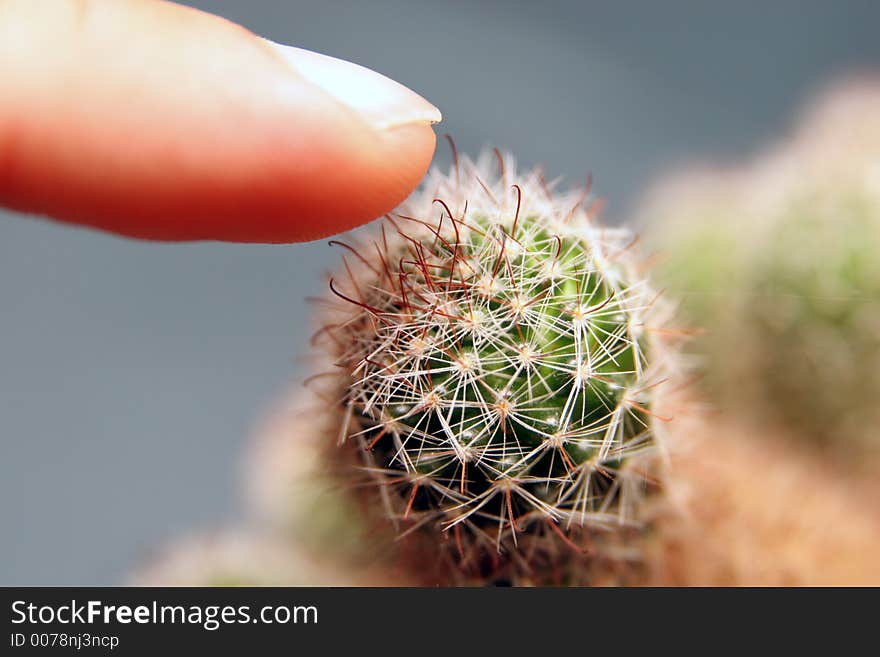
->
643, 410, 880, 585
129, 529, 403, 586
639, 80, 880, 457
313, 152, 680, 584
243, 388, 379, 563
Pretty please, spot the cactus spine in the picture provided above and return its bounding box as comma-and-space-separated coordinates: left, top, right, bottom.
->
318, 152, 676, 584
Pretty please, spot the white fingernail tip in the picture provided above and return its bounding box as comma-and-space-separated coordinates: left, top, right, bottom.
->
265, 41, 441, 130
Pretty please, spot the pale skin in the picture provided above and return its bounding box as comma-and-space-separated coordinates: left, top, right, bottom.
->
0, 0, 441, 242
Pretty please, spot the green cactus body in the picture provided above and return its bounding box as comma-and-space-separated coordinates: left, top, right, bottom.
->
320, 153, 674, 583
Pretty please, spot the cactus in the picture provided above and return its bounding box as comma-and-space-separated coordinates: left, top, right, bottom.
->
639, 80, 880, 456
129, 530, 403, 586
316, 152, 677, 584
243, 387, 378, 561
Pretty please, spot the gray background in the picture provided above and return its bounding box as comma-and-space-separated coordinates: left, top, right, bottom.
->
2, 0, 879, 584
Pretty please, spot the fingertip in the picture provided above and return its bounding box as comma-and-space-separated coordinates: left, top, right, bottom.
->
286, 122, 437, 243
0, 0, 440, 242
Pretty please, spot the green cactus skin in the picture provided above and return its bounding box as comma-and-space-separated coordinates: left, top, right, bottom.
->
318, 152, 676, 584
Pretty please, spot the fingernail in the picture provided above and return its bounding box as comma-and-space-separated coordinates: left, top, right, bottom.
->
264, 40, 442, 130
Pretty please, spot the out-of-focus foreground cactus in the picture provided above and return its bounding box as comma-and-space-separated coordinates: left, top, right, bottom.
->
639, 80, 880, 455
313, 152, 680, 584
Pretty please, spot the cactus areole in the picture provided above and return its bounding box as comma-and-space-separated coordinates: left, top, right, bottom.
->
322, 153, 673, 580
